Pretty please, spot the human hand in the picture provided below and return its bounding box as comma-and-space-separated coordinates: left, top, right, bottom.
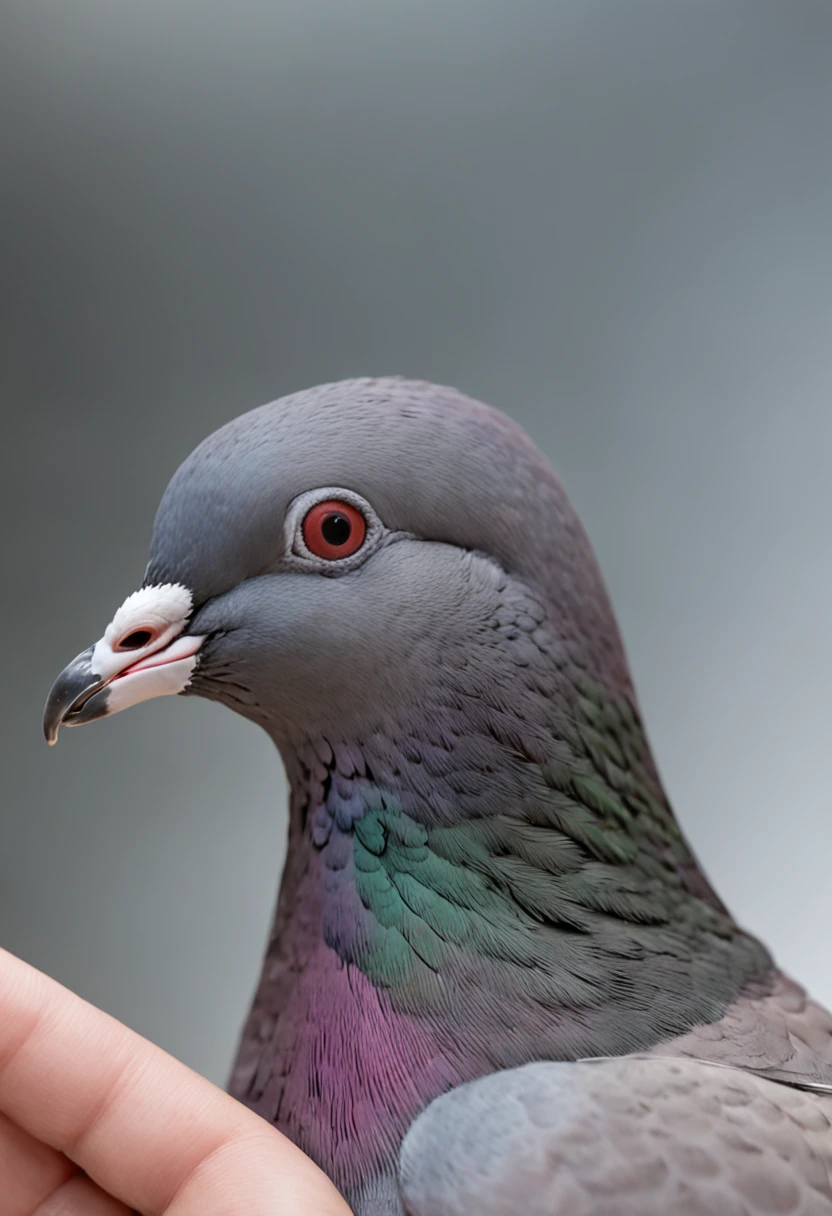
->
0, 948, 351, 1215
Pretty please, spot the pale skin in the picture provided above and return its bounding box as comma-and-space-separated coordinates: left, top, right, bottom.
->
0, 948, 352, 1216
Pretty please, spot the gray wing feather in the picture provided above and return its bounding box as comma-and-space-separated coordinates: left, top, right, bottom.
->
652, 974, 832, 1090
399, 1056, 832, 1215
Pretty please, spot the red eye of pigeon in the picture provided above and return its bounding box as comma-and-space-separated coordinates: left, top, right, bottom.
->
302, 499, 367, 560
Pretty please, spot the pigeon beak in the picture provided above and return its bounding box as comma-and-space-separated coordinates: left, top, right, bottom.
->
43, 644, 107, 744
43, 582, 204, 746
43, 634, 204, 745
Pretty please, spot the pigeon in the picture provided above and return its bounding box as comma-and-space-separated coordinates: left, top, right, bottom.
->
44, 378, 832, 1215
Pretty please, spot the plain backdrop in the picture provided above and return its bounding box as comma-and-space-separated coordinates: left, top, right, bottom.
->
2, 0, 831, 1086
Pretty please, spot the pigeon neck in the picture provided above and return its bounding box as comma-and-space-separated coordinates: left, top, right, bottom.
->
230, 713, 772, 1203
229, 770, 457, 1206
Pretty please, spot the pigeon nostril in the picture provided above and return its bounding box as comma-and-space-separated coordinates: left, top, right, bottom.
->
115, 628, 156, 651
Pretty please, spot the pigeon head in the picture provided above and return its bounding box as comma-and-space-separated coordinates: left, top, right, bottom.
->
44, 377, 627, 757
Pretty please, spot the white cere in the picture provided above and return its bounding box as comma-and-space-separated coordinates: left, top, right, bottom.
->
92, 583, 195, 681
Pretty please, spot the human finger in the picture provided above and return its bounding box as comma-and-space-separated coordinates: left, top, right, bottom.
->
0, 1109, 131, 1216
0, 948, 350, 1215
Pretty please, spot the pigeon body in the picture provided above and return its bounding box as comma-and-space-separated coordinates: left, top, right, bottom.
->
44, 379, 832, 1213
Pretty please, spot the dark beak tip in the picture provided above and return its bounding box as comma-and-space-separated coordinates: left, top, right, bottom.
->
43, 701, 64, 745
42, 645, 101, 747
43, 688, 68, 747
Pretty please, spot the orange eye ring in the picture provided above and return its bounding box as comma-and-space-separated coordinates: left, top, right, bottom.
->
302, 499, 367, 560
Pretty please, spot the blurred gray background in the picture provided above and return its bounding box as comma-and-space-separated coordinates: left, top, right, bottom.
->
2, 0, 831, 1086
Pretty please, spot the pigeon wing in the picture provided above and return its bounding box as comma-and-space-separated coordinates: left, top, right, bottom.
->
399, 1055, 832, 1215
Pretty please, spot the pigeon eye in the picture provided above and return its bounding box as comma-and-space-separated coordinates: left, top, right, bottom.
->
302, 499, 367, 560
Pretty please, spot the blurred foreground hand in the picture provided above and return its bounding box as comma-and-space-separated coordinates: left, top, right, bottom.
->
0, 948, 351, 1215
